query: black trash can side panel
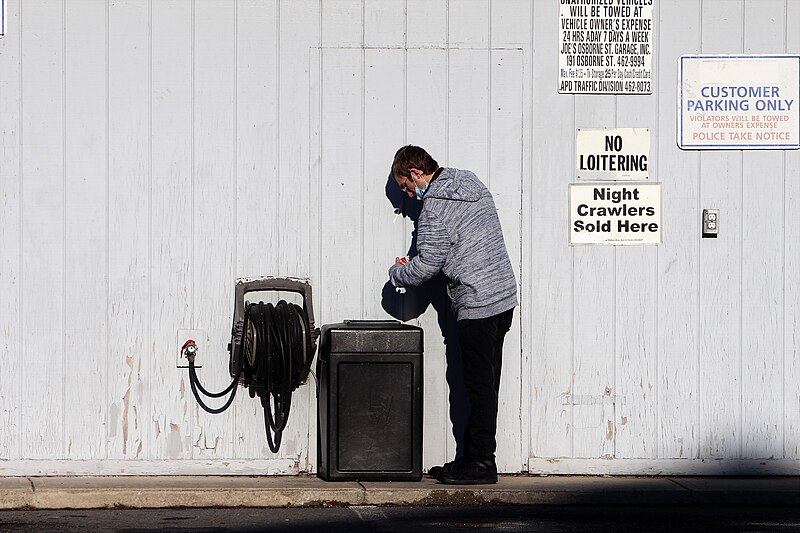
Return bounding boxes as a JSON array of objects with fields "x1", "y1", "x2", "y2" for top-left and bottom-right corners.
[
  {"x1": 316, "y1": 356, "x2": 330, "y2": 478},
  {"x1": 319, "y1": 351, "x2": 423, "y2": 481},
  {"x1": 337, "y1": 361, "x2": 414, "y2": 472}
]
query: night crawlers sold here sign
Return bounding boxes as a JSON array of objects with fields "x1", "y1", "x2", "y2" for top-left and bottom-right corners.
[{"x1": 570, "y1": 184, "x2": 661, "y2": 245}]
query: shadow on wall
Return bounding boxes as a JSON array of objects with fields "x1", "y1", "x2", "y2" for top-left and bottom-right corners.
[{"x1": 380, "y1": 172, "x2": 470, "y2": 460}]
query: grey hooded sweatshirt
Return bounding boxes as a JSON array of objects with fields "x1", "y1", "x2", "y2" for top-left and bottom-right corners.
[{"x1": 389, "y1": 167, "x2": 518, "y2": 321}]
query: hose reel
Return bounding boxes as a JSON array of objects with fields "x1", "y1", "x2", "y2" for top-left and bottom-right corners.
[{"x1": 186, "y1": 277, "x2": 319, "y2": 452}]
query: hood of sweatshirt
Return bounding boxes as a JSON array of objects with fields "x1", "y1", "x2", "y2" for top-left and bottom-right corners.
[{"x1": 425, "y1": 167, "x2": 482, "y2": 202}]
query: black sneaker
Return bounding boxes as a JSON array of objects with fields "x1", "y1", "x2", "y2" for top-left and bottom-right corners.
[
  {"x1": 438, "y1": 458, "x2": 497, "y2": 485},
  {"x1": 427, "y1": 457, "x2": 464, "y2": 480},
  {"x1": 428, "y1": 465, "x2": 444, "y2": 479}
]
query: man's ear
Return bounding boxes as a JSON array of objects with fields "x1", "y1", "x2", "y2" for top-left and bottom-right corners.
[{"x1": 408, "y1": 168, "x2": 423, "y2": 181}]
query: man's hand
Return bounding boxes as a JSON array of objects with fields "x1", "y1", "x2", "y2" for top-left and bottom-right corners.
[{"x1": 395, "y1": 256, "x2": 408, "y2": 266}]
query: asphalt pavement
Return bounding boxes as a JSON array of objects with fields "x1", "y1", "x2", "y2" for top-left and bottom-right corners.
[{"x1": 3, "y1": 504, "x2": 800, "y2": 532}]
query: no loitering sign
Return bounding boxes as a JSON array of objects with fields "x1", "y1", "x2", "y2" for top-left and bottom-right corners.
[
  {"x1": 570, "y1": 183, "x2": 661, "y2": 245},
  {"x1": 576, "y1": 127, "x2": 649, "y2": 181}
]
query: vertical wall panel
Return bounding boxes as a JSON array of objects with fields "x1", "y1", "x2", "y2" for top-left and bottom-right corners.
[
  {"x1": 572, "y1": 240, "x2": 615, "y2": 459},
  {"x1": 405, "y1": 49, "x2": 451, "y2": 469},
  {"x1": 320, "y1": 48, "x2": 363, "y2": 323},
  {"x1": 319, "y1": 0, "x2": 367, "y2": 326},
  {"x1": 0, "y1": 0, "x2": 21, "y2": 460},
  {"x1": 614, "y1": 13, "x2": 661, "y2": 459},
  {"x1": 321, "y1": 0, "x2": 362, "y2": 47},
  {"x1": 233, "y1": 0, "x2": 281, "y2": 460},
  {"x1": 489, "y1": 49, "x2": 524, "y2": 471},
  {"x1": 699, "y1": 155, "x2": 743, "y2": 459},
  {"x1": 698, "y1": 0, "x2": 744, "y2": 459},
  {"x1": 491, "y1": 0, "x2": 531, "y2": 48},
  {"x1": 278, "y1": 0, "x2": 320, "y2": 284},
  {"x1": 448, "y1": 0, "x2": 489, "y2": 48},
  {"x1": 63, "y1": 0, "x2": 107, "y2": 459},
  {"x1": 492, "y1": 0, "x2": 533, "y2": 466},
  {"x1": 364, "y1": 0, "x2": 404, "y2": 47},
  {"x1": 107, "y1": 0, "x2": 150, "y2": 460},
  {"x1": 572, "y1": 95, "x2": 616, "y2": 460},
  {"x1": 530, "y1": 0, "x2": 574, "y2": 459},
  {"x1": 235, "y1": 1, "x2": 279, "y2": 282},
  {"x1": 191, "y1": 0, "x2": 237, "y2": 458},
  {"x1": 448, "y1": 49, "x2": 489, "y2": 185},
  {"x1": 150, "y1": 0, "x2": 193, "y2": 461},
  {"x1": 406, "y1": 0, "x2": 447, "y2": 48},
  {"x1": 614, "y1": 245, "x2": 658, "y2": 458},
  {"x1": 406, "y1": 50, "x2": 448, "y2": 155},
  {"x1": 786, "y1": 0, "x2": 800, "y2": 461},
  {"x1": 363, "y1": 49, "x2": 406, "y2": 319},
  {"x1": 20, "y1": 0, "x2": 65, "y2": 458},
  {"x1": 739, "y1": 0, "x2": 785, "y2": 459},
  {"x1": 280, "y1": 0, "x2": 321, "y2": 470},
  {"x1": 656, "y1": 0, "x2": 701, "y2": 460}
]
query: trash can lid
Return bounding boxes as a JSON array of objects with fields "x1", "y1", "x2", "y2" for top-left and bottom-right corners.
[{"x1": 320, "y1": 320, "x2": 423, "y2": 354}]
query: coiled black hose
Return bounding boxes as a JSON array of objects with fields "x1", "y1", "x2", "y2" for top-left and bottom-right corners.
[{"x1": 187, "y1": 299, "x2": 313, "y2": 452}]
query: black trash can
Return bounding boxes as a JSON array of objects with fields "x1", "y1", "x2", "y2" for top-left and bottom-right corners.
[{"x1": 317, "y1": 320, "x2": 423, "y2": 481}]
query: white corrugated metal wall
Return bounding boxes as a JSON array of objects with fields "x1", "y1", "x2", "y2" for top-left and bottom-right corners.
[{"x1": 0, "y1": 0, "x2": 798, "y2": 476}]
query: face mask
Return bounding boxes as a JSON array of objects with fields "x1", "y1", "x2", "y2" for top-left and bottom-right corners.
[{"x1": 415, "y1": 182, "x2": 429, "y2": 200}]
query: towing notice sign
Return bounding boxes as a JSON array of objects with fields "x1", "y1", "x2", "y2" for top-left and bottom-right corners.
[
  {"x1": 570, "y1": 183, "x2": 661, "y2": 245},
  {"x1": 679, "y1": 55, "x2": 800, "y2": 149},
  {"x1": 559, "y1": 0, "x2": 653, "y2": 94}
]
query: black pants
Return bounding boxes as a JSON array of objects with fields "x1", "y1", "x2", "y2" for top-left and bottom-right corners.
[{"x1": 457, "y1": 308, "x2": 514, "y2": 461}]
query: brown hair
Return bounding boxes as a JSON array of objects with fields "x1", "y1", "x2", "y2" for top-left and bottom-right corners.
[{"x1": 391, "y1": 145, "x2": 439, "y2": 179}]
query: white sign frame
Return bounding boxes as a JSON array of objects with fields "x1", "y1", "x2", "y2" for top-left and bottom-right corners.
[
  {"x1": 678, "y1": 55, "x2": 800, "y2": 150},
  {"x1": 576, "y1": 128, "x2": 650, "y2": 181},
  {"x1": 569, "y1": 183, "x2": 661, "y2": 246}
]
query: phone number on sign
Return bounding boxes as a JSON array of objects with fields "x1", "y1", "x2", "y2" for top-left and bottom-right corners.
[{"x1": 623, "y1": 80, "x2": 651, "y2": 93}]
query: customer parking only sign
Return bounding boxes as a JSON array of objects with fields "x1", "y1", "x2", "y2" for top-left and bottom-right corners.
[{"x1": 679, "y1": 55, "x2": 800, "y2": 149}]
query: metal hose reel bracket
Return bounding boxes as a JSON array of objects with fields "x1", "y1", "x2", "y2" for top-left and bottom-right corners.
[
  {"x1": 228, "y1": 276, "x2": 319, "y2": 388},
  {"x1": 187, "y1": 276, "x2": 320, "y2": 453}
]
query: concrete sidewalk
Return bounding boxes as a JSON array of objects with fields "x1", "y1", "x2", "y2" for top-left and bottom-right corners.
[{"x1": 1, "y1": 475, "x2": 798, "y2": 510}]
